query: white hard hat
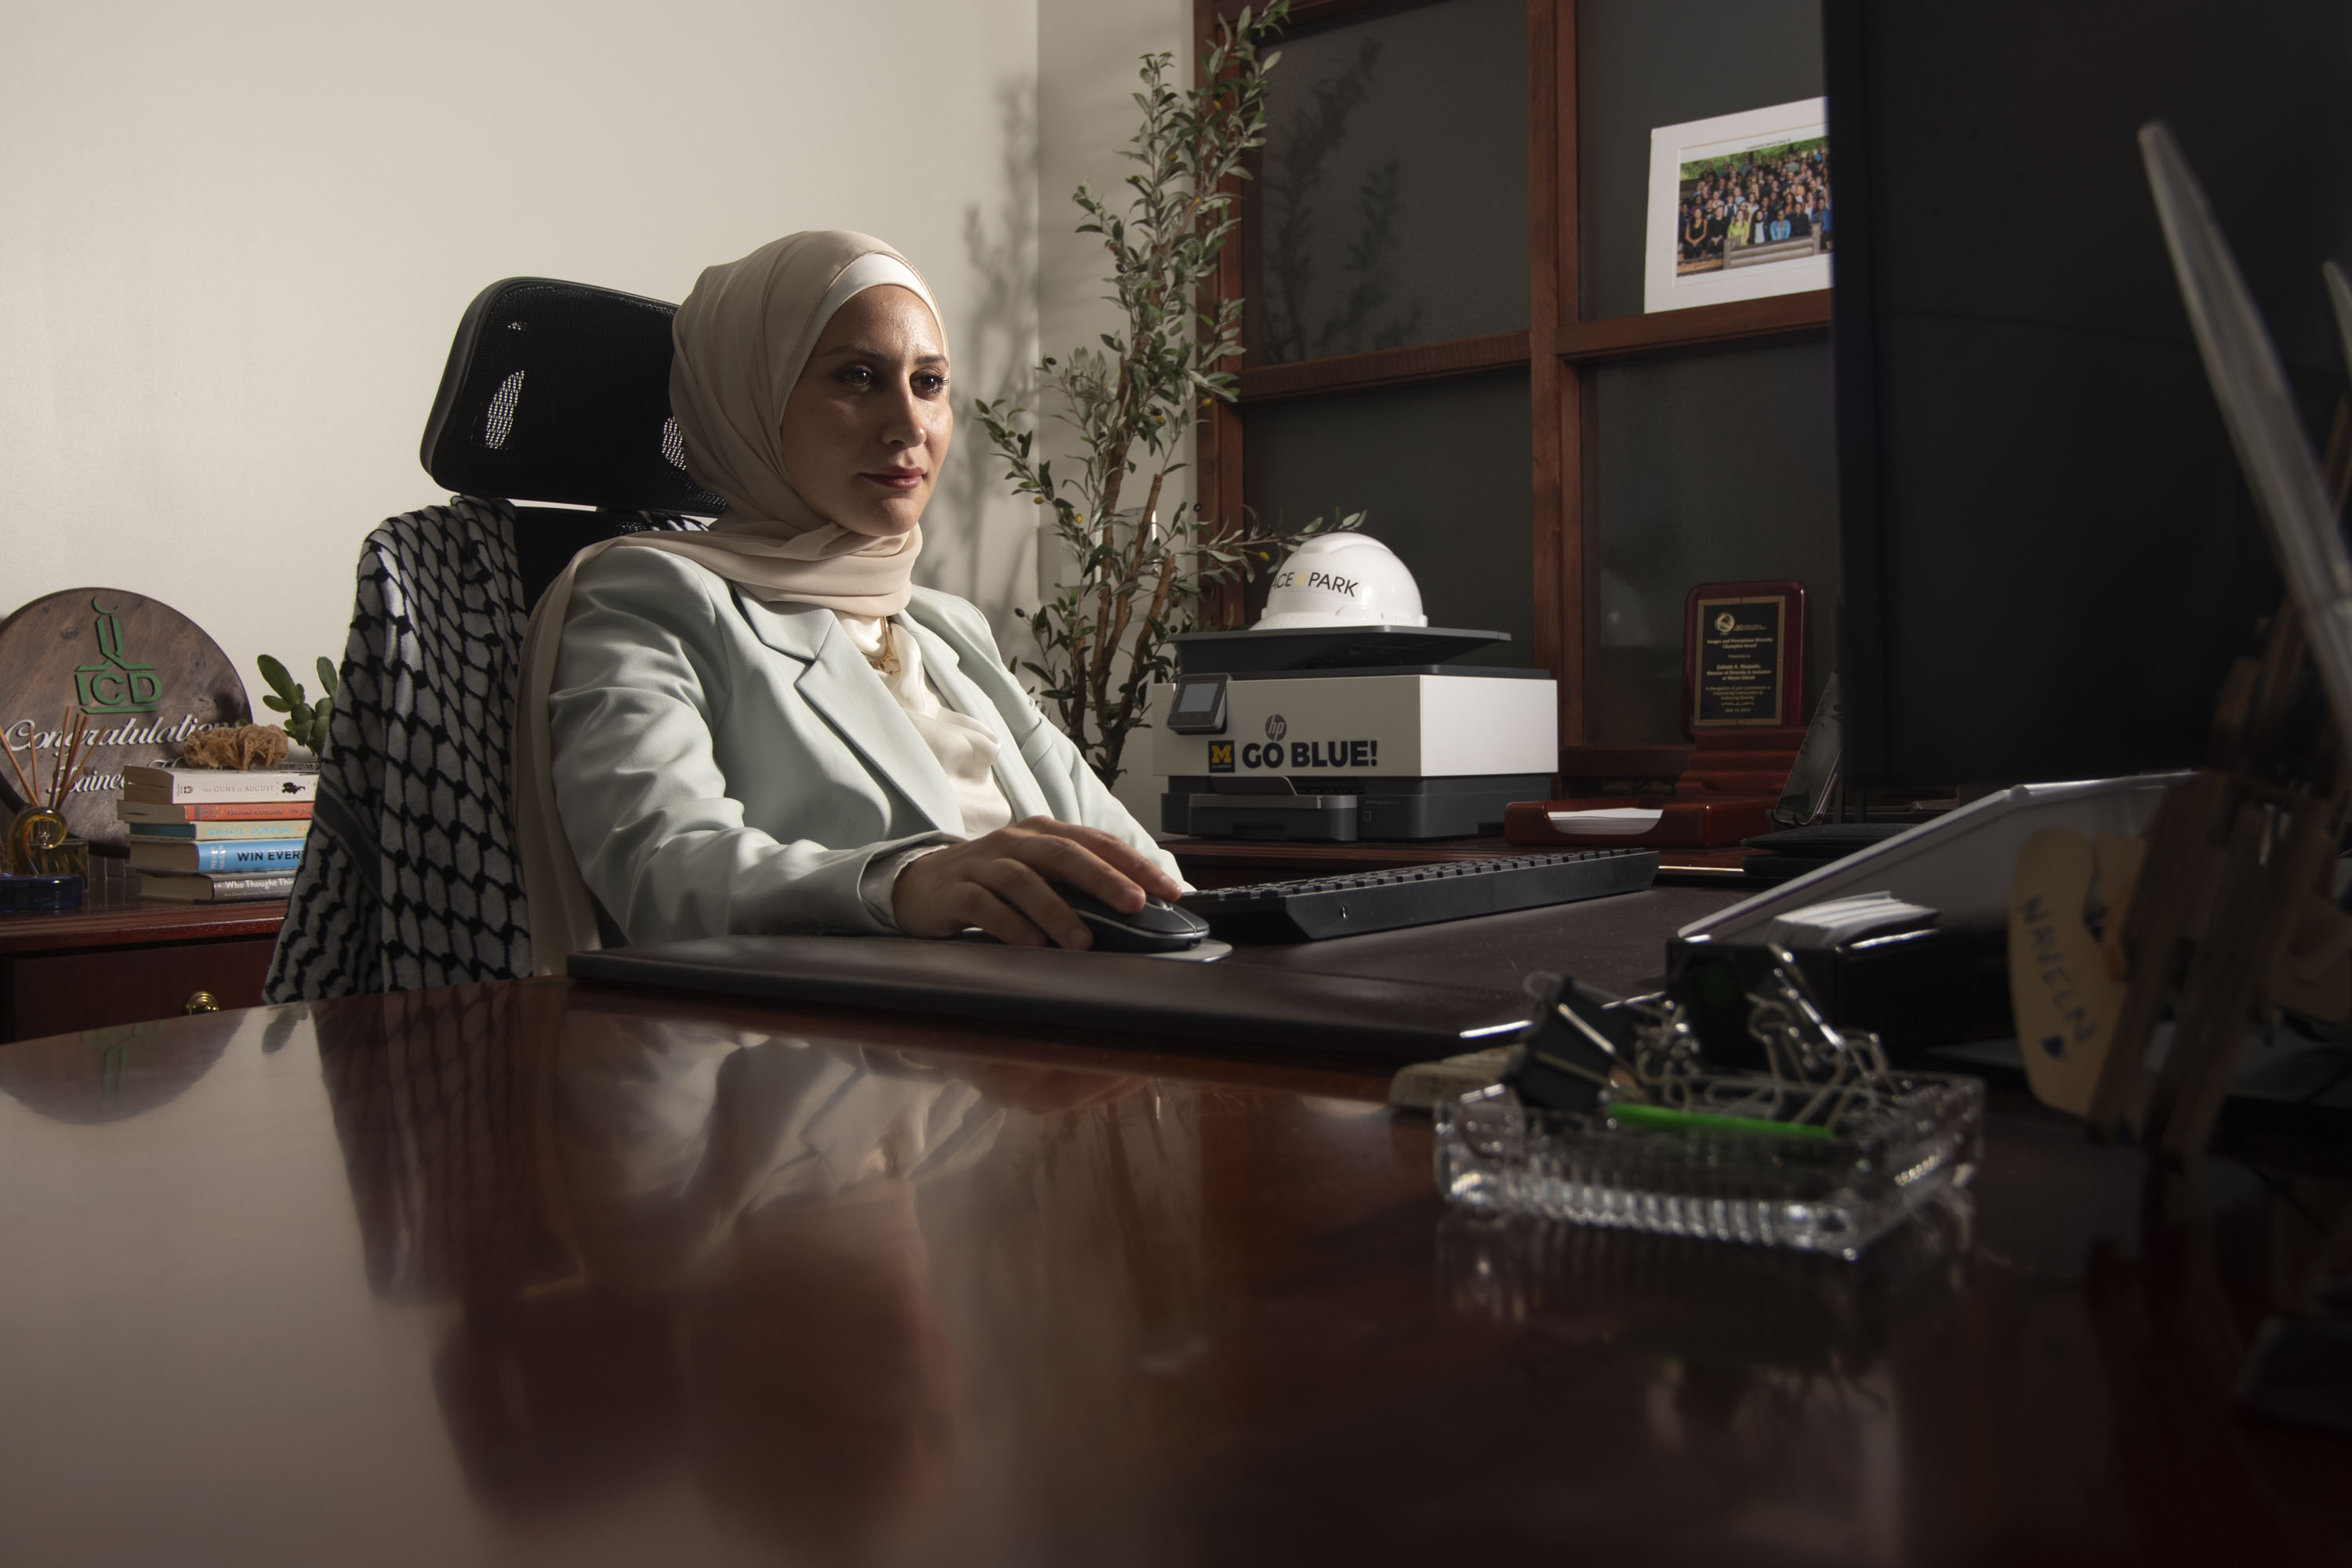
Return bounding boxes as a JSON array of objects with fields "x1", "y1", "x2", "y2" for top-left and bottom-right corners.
[{"x1": 1254, "y1": 533, "x2": 1427, "y2": 630}]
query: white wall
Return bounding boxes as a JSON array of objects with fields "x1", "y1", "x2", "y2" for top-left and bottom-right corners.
[
  {"x1": 1033, "y1": 0, "x2": 1193, "y2": 817},
  {"x1": 0, "y1": 0, "x2": 1215, "y2": 828},
  {"x1": 1036, "y1": 0, "x2": 1194, "y2": 487},
  {"x1": 0, "y1": 0, "x2": 1042, "y2": 699}
]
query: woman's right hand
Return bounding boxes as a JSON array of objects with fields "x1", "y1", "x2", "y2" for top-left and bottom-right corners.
[{"x1": 890, "y1": 816, "x2": 1185, "y2": 950}]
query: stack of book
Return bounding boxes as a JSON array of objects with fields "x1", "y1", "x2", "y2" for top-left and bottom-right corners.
[{"x1": 118, "y1": 764, "x2": 317, "y2": 902}]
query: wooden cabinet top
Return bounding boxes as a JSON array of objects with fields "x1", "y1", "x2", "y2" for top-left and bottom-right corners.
[{"x1": 0, "y1": 895, "x2": 286, "y2": 956}]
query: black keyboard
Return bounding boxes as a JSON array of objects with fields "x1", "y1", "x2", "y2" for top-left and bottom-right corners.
[{"x1": 1181, "y1": 849, "x2": 1660, "y2": 942}]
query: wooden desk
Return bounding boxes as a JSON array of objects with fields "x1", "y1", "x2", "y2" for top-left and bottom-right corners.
[
  {"x1": 0, "y1": 887, "x2": 285, "y2": 1042},
  {"x1": 0, "y1": 903, "x2": 2344, "y2": 1565}
]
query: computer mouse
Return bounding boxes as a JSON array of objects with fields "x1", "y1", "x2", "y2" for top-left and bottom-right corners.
[{"x1": 1051, "y1": 884, "x2": 1210, "y2": 953}]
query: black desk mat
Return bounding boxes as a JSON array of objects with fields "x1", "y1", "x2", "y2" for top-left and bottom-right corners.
[
  {"x1": 1214, "y1": 885, "x2": 1742, "y2": 998},
  {"x1": 568, "y1": 933, "x2": 1532, "y2": 1060}
]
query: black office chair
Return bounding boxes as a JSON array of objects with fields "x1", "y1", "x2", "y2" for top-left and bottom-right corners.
[{"x1": 266, "y1": 279, "x2": 723, "y2": 1001}]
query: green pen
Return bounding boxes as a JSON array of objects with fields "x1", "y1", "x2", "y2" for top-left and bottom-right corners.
[{"x1": 1606, "y1": 1102, "x2": 1837, "y2": 1141}]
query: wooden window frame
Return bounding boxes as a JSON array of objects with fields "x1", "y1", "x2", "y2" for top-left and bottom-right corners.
[{"x1": 1196, "y1": 0, "x2": 1831, "y2": 745}]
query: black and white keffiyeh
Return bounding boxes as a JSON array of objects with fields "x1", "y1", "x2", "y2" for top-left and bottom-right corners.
[{"x1": 265, "y1": 499, "x2": 701, "y2": 1001}]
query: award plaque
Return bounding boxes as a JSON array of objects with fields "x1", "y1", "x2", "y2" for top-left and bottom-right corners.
[
  {"x1": 1683, "y1": 580, "x2": 1806, "y2": 733},
  {"x1": 0, "y1": 589, "x2": 251, "y2": 846}
]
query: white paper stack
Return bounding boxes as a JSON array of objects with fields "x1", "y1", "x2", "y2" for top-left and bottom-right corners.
[
  {"x1": 1545, "y1": 808, "x2": 1664, "y2": 837},
  {"x1": 1762, "y1": 891, "x2": 1940, "y2": 949}
]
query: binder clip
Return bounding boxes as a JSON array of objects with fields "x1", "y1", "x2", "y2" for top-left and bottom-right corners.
[
  {"x1": 1501, "y1": 974, "x2": 1637, "y2": 1114},
  {"x1": 1508, "y1": 946, "x2": 1899, "y2": 1129}
]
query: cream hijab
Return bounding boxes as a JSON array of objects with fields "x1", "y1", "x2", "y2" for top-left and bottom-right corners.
[{"x1": 513, "y1": 230, "x2": 947, "y2": 974}]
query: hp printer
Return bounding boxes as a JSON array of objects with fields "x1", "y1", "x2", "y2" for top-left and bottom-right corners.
[{"x1": 1149, "y1": 622, "x2": 1558, "y2": 840}]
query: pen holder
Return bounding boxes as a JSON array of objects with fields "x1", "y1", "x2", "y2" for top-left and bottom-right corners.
[
  {"x1": 7, "y1": 806, "x2": 71, "y2": 876},
  {"x1": 1435, "y1": 1073, "x2": 1984, "y2": 1261}
]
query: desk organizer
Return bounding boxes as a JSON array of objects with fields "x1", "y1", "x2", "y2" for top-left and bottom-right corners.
[
  {"x1": 1436, "y1": 1072, "x2": 1983, "y2": 1261},
  {"x1": 0, "y1": 873, "x2": 85, "y2": 914}
]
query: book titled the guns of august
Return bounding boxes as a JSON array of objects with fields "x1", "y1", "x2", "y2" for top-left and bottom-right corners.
[{"x1": 119, "y1": 765, "x2": 318, "y2": 804}]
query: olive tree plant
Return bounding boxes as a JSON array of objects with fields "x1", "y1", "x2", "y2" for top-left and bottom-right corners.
[{"x1": 974, "y1": 1, "x2": 1358, "y2": 783}]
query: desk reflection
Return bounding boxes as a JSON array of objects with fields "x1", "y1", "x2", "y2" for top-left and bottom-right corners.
[
  {"x1": 4, "y1": 980, "x2": 2344, "y2": 1566},
  {"x1": 1432, "y1": 1196, "x2": 1973, "y2": 1564},
  {"x1": 318, "y1": 989, "x2": 1194, "y2": 1561},
  {"x1": 0, "y1": 1014, "x2": 233, "y2": 1122}
]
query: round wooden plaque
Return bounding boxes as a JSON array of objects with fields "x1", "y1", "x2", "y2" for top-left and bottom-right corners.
[{"x1": 0, "y1": 589, "x2": 252, "y2": 847}]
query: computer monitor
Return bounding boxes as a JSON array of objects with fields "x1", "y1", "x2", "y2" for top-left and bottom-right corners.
[{"x1": 1825, "y1": 0, "x2": 2352, "y2": 789}]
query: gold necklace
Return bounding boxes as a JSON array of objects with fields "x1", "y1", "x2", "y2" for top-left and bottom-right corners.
[{"x1": 862, "y1": 620, "x2": 902, "y2": 678}]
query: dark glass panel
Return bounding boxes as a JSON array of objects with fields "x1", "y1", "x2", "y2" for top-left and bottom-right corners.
[
  {"x1": 1251, "y1": 0, "x2": 1527, "y2": 364},
  {"x1": 1241, "y1": 373, "x2": 1534, "y2": 664},
  {"x1": 1588, "y1": 338, "x2": 1837, "y2": 742},
  {"x1": 1578, "y1": 0, "x2": 1824, "y2": 321}
]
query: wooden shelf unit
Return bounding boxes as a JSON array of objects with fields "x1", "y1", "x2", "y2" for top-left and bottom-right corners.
[{"x1": 1197, "y1": 0, "x2": 1833, "y2": 746}]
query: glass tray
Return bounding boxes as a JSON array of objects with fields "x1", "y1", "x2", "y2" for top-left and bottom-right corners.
[{"x1": 1435, "y1": 1073, "x2": 1984, "y2": 1261}]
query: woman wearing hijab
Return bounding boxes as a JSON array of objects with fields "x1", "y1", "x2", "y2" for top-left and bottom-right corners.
[{"x1": 513, "y1": 230, "x2": 1184, "y2": 975}]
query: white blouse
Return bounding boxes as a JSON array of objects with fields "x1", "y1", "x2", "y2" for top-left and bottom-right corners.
[
  {"x1": 833, "y1": 611, "x2": 1014, "y2": 839},
  {"x1": 835, "y1": 610, "x2": 1014, "y2": 929}
]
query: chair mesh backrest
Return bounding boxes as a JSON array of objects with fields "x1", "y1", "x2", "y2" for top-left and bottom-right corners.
[{"x1": 419, "y1": 278, "x2": 724, "y2": 516}]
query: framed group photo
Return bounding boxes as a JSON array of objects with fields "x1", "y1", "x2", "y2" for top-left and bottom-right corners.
[{"x1": 1644, "y1": 97, "x2": 1832, "y2": 314}]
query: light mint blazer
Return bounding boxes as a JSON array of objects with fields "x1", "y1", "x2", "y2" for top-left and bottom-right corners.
[{"x1": 546, "y1": 546, "x2": 1178, "y2": 946}]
